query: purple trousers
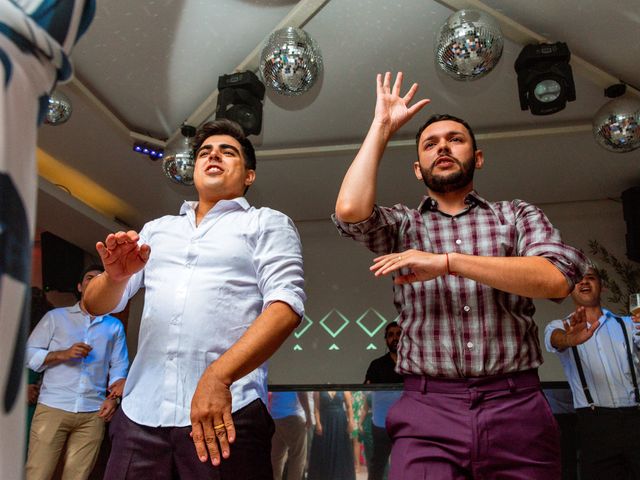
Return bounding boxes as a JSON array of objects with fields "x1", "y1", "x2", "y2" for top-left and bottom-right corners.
[{"x1": 387, "y1": 369, "x2": 560, "y2": 480}]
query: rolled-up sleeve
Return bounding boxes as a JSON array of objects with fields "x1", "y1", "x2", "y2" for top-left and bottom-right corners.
[
  {"x1": 26, "y1": 312, "x2": 55, "y2": 372},
  {"x1": 514, "y1": 201, "x2": 589, "y2": 291},
  {"x1": 254, "y1": 211, "x2": 306, "y2": 317},
  {"x1": 331, "y1": 205, "x2": 403, "y2": 255},
  {"x1": 544, "y1": 319, "x2": 566, "y2": 353},
  {"x1": 107, "y1": 321, "x2": 129, "y2": 383}
]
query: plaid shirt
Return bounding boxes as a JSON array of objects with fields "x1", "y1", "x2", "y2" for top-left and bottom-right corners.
[{"x1": 334, "y1": 191, "x2": 587, "y2": 378}]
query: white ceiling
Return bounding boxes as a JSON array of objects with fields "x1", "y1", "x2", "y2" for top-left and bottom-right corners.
[{"x1": 35, "y1": 0, "x2": 640, "y2": 253}]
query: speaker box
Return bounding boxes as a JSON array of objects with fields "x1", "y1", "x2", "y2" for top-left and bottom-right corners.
[
  {"x1": 621, "y1": 187, "x2": 640, "y2": 262},
  {"x1": 41, "y1": 232, "x2": 84, "y2": 292}
]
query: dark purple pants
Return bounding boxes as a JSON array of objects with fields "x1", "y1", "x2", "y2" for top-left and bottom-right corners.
[
  {"x1": 387, "y1": 369, "x2": 560, "y2": 480},
  {"x1": 104, "y1": 398, "x2": 275, "y2": 480}
]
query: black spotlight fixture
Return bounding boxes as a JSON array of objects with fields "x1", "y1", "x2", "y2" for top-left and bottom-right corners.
[
  {"x1": 514, "y1": 42, "x2": 576, "y2": 115},
  {"x1": 216, "y1": 71, "x2": 265, "y2": 136}
]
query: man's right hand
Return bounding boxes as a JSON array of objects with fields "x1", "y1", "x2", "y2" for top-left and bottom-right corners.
[
  {"x1": 96, "y1": 230, "x2": 150, "y2": 282},
  {"x1": 373, "y1": 71, "x2": 430, "y2": 139},
  {"x1": 562, "y1": 307, "x2": 599, "y2": 348},
  {"x1": 64, "y1": 342, "x2": 92, "y2": 360}
]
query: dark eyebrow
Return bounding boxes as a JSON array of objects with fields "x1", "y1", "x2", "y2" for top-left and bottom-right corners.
[
  {"x1": 422, "y1": 130, "x2": 467, "y2": 146},
  {"x1": 196, "y1": 143, "x2": 241, "y2": 157}
]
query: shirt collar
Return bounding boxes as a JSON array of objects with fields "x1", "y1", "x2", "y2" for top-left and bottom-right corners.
[
  {"x1": 418, "y1": 190, "x2": 488, "y2": 213},
  {"x1": 180, "y1": 197, "x2": 250, "y2": 216}
]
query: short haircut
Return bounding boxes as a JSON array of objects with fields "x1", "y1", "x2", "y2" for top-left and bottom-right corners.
[
  {"x1": 79, "y1": 264, "x2": 104, "y2": 283},
  {"x1": 385, "y1": 321, "x2": 400, "y2": 337},
  {"x1": 415, "y1": 114, "x2": 478, "y2": 153},
  {"x1": 192, "y1": 119, "x2": 257, "y2": 171}
]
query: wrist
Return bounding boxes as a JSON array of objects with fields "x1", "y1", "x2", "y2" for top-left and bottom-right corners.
[{"x1": 444, "y1": 252, "x2": 458, "y2": 276}]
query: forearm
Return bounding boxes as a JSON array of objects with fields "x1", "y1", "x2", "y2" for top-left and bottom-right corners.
[
  {"x1": 550, "y1": 329, "x2": 571, "y2": 352},
  {"x1": 83, "y1": 271, "x2": 129, "y2": 315},
  {"x1": 449, "y1": 253, "x2": 571, "y2": 299},
  {"x1": 204, "y1": 301, "x2": 301, "y2": 386},
  {"x1": 43, "y1": 350, "x2": 68, "y2": 367},
  {"x1": 335, "y1": 122, "x2": 390, "y2": 223}
]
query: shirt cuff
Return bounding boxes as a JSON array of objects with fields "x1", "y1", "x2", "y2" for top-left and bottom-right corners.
[
  {"x1": 27, "y1": 349, "x2": 49, "y2": 372},
  {"x1": 263, "y1": 290, "x2": 305, "y2": 318},
  {"x1": 331, "y1": 210, "x2": 381, "y2": 237}
]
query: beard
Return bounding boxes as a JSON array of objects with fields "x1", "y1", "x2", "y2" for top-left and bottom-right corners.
[
  {"x1": 420, "y1": 154, "x2": 476, "y2": 193},
  {"x1": 387, "y1": 340, "x2": 398, "y2": 354}
]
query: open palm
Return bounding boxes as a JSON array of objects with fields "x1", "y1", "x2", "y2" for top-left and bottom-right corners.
[{"x1": 374, "y1": 72, "x2": 430, "y2": 136}]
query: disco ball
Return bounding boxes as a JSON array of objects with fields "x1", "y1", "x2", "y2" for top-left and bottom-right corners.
[
  {"x1": 592, "y1": 96, "x2": 640, "y2": 153},
  {"x1": 259, "y1": 27, "x2": 323, "y2": 96},
  {"x1": 44, "y1": 90, "x2": 72, "y2": 125},
  {"x1": 435, "y1": 9, "x2": 504, "y2": 81}
]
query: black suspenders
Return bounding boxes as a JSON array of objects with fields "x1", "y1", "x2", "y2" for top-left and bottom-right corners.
[{"x1": 570, "y1": 315, "x2": 640, "y2": 409}]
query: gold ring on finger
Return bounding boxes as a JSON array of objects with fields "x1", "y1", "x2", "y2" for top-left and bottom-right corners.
[{"x1": 214, "y1": 424, "x2": 225, "y2": 430}]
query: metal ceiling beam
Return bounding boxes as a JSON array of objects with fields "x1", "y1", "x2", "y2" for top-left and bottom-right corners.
[
  {"x1": 434, "y1": 0, "x2": 640, "y2": 97},
  {"x1": 256, "y1": 123, "x2": 593, "y2": 160}
]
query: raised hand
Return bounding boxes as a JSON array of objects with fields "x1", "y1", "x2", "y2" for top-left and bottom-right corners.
[
  {"x1": 373, "y1": 72, "x2": 430, "y2": 137},
  {"x1": 563, "y1": 307, "x2": 599, "y2": 347},
  {"x1": 96, "y1": 230, "x2": 150, "y2": 282},
  {"x1": 370, "y1": 249, "x2": 447, "y2": 284}
]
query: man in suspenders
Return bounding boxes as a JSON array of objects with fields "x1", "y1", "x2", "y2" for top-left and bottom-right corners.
[{"x1": 545, "y1": 266, "x2": 640, "y2": 480}]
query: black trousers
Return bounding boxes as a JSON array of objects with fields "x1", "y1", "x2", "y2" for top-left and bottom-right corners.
[
  {"x1": 368, "y1": 424, "x2": 391, "y2": 480},
  {"x1": 577, "y1": 407, "x2": 640, "y2": 480},
  {"x1": 104, "y1": 399, "x2": 275, "y2": 480}
]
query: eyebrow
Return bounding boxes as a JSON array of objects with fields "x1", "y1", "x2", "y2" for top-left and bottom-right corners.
[
  {"x1": 422, "y1": 130, "x2": 467, "y2": 145},
  {"x1": 196, "y1": 143, "x2": 241, "y2": 157}
]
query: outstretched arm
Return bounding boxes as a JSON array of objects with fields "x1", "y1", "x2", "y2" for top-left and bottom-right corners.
[
  {"x1": 371, "y1": 250, "x2": 571, "y2": 299},
  {"x1": 335, "y1": 72, "x2": 430, "y2": 223},
  {"x1": 83, "y1": 230, "x2": 150, "y2": 315},
  {"x1": 550, "y1": 307, "x2": 600, "y2": 351}
]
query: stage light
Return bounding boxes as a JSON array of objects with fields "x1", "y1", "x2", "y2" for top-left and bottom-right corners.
[
  {"x1": 514, "y1": 42, "x2": 576, "y2": 115},
  {"x1": 216, "y1": 71, "x2": 265, "y2": 136},
  {"x1": 132, "y1": 143, "x2": 164, "y2": 161}
]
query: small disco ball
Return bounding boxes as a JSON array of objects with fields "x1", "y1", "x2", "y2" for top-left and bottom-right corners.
[
  {"x1": 44, "y1": 90, "x2": 72, "y2": 125},
  {"x1": 435, "y1": 9, "x2": 504, "y2": 81},
  {"x1": 162, "y1": 150, "x2": 194, "y2": 185},
  {"x1": 592, "y1": 96, "x2": 640, "y2": 153},
  {"x1": 259, "y1": 27, "x2": 323, "y2": 96}
]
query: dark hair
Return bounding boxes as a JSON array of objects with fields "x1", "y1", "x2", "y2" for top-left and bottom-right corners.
[
  {"x1": 415, "y1": 114, "x2": 478, "y2": 153},
  {"x1": 79, "y1": 264, "x2": 104, "y2": 283},
  {"x1": 192, "y1": 119, "x2": 256, "y2": 171},
  {"x1": 385, "y1": 321, "x2": 400, "y2": 337}
]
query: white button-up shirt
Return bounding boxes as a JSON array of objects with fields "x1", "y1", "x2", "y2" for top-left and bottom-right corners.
[
  {"x1": 26, "y1": 303, "x2": 129, "y2": 412},
  {"x1": 116, "y1": 198, "x2": 305, "y2": 427},
  {"x1": 545, "y1": 308, "x2": 640, "y2": 408}
]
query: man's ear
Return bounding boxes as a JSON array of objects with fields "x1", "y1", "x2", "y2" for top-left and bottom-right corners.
[
  {"x1": 413, "y1": 161, "x2": 423, "y2": 181},
  {"x1": 245, "y1": 169, "x2": 256, "y2": 187},
  {"x1": 474, "y1": 149, "x2": 484, "y2": 170}
]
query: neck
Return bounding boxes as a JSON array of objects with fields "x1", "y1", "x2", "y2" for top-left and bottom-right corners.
[
  {"x1": 195, "y1": 199, "x2": 216, "y2": 225},
  {"x1": 580, "y1": 304, "x2": 603, "y2": 322},
  {"x1": 427, "y1": 184, "x2": 473, "y2": 216},
  {"x1": 390, "y1": 351, "x2": 397, "y2": 364},
  {"x1": 79, "y1": 300, "x2": 95, "y2": 320}
]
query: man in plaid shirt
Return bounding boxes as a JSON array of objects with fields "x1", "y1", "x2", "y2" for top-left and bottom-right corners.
[{"x1": 334, "y1": 72, "x2": 587, "y2": 479}]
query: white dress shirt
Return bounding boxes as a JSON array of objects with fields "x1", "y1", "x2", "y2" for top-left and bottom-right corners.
[
  {"x1": 115, "y1": 197, "x2": 305, "y2": 427},
  {"x1": 545, "y1": 308, "x2": 640, "y2": 409},
  {"x1": 26, "y1": 303, "x2": 129, "y2": 412}
]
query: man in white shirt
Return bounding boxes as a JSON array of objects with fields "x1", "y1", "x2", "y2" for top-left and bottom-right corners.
[
  {"x1": 25, "y1": 265, "x2": 129, "y2": 480},
  {"x1": 84, "y1": 119, "x2": 306, "y2": 479},
  {"x1": 544, "y1": 266, "x2": 640, "y2": 479}
]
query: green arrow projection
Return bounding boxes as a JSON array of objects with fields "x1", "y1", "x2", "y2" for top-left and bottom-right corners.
[
  {"x1": 319, "y1": 309, "x2": 349, "y2": 338},
  {"x1": 355, "y1": 308, "x2": 388, "y2": 337},
  {"x1": 328, "y1": 344, "x2": 340, "y2": 350},
  {"x1": 293, "y1": 315, "x2": 313, "y2": 339}
]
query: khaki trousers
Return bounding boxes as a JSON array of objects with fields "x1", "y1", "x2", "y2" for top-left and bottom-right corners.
[
  {"x1": 271, "y1": 415, "x2": 307, "y2": 480},
  {"x1": 26, "y1": 403, "x2": 105, "y2": 480}
]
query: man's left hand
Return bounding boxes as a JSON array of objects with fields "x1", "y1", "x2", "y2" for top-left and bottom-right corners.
[
  {"x1": 190, "y1": 368, "x2": 235, "y2": 466},
  {"x1": 371, "y1": 250, "x2": 447, "y2": 283},
  {"x1": 97, "y1": 398, "x2": 118, "y2": 422},
  {"x1": 107, "y1": 378, "x2": 126, "y2": 399}
]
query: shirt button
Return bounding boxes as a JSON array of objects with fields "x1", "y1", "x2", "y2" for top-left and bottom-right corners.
[
  {"x1": 455, "y1": 239, "x2": 462, "y2": 245},
  {"x1": 467, "y1": 342, "x2": 474, "y2": 349},
  {"x1": 464, "y1": 305, "x2": 471, "y2": 312},
  {"x1": 168, "y1": 353, "x2": 175, "y2": 360}
]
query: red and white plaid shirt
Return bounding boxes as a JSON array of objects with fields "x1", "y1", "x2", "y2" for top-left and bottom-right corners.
[{"x1": 334, "y1": 191, "x2": 587, "y2": 378}]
